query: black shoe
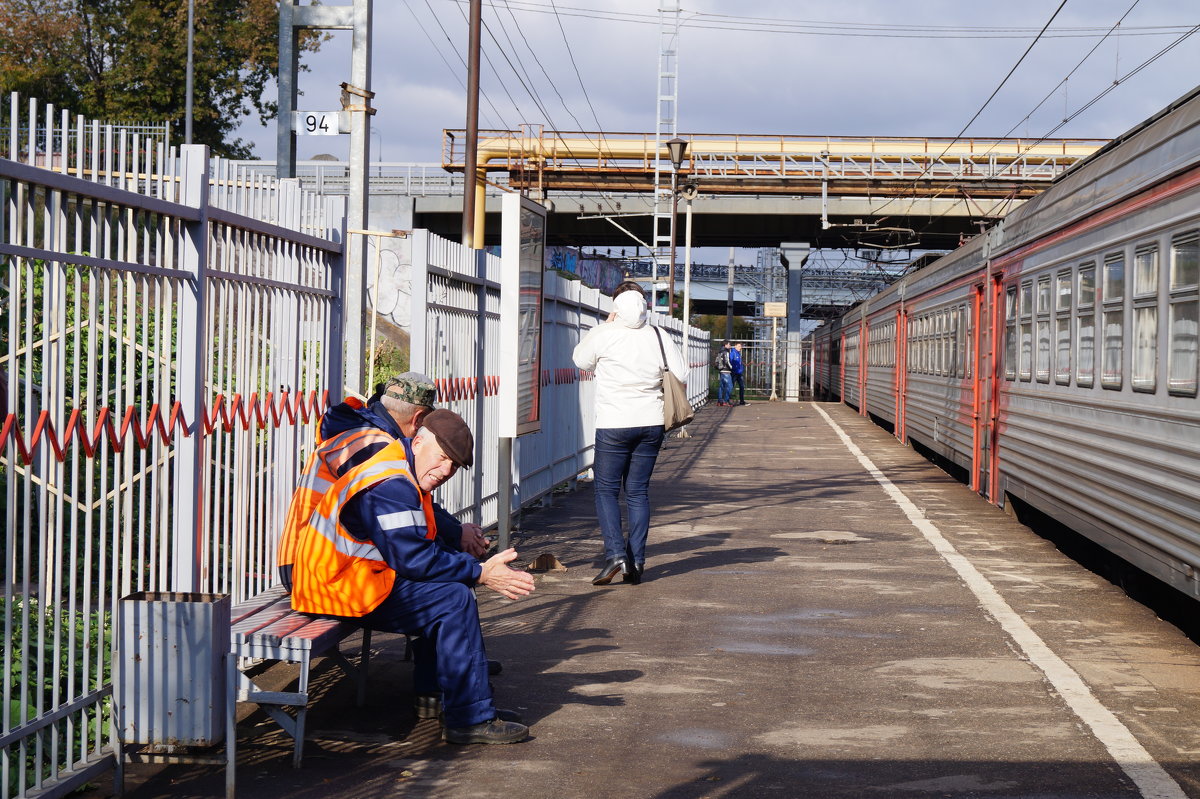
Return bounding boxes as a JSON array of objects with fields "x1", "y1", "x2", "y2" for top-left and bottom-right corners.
[
  {"x1": 444, "y1": 717, "x2": 530, "y2": 744},
  {"x1": 415, "y1": 695, "x2": 522, "y2": 723},
  {"x1": 621, "y1": 563, "x2": 644, "y2": 585},
  {"x1": 487, "y1": 659, "x2": 503, "y2": 676},
  {"x1": 592, "y1": 557, "x2": 628, "y2": 586}
]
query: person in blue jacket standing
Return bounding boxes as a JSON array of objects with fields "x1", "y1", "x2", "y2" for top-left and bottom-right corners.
[
  {"x1": 715, "y1": 341, "x2": 733, "y2": 406},
  {"x1": 730, "y1": 342, "x2": 746, "y2": 405}
]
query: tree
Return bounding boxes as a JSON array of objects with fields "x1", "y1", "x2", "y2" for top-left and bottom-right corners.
[{"x1": 0, "y1": 0, "x2": 323, "y2": 159}]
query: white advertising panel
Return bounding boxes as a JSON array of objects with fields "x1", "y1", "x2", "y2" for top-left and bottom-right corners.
[{"x1": 499, "y1": 193, "x2": 546, "y2": 437}]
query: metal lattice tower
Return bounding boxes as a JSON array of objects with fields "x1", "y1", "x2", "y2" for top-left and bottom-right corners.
[{"x1": 651, "y1": 0, "x2": 681, "y2": 308}]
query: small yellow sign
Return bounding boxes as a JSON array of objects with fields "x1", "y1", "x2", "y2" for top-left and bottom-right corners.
[{"x1": 763, "y1": 301, "x2": 787, "y2": 317}]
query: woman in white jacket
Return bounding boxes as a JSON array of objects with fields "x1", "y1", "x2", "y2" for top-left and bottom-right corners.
[{"x1": 572, "y1": 282, "x2": 687, "y2": 586}]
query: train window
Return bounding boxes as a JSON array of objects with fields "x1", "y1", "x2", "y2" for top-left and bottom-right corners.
[
  {"x1": 1020, "y1": 280, "x2": 1033, "y2": 381},
  {"x1": 1168, "y1": 300, "x2": 1198, "y2": 395},
  {"x1": 1103, "y1": 253, "x2": 1125, "y2": 302},
  {"x1": 1077, "y1": 314, "x2": 1095, "y2": 387},
  {"x1": 1102, "y1": 309, "x2": 1124, "y2": 389},
  {"x1": 1171, "y1": 232, "x2": 1198, "y2": 290},
  {"x1": 1005, "y1": 287, "x2": 1017, "y2": 380},
  {"x1": 1056, "y1": 271, "x2": 1072, "y2": 311},
  {"x1": 964, "y1": 304, "x2": 973, "y2": 380},
  {"x1": 1132, "y1": 306, "x2": 1157, "y2": 392},
  {"x1": 1168, "y1": 232, "x2": 1199, "y2": 395},
  {"x1": 1037, "y1": 276, "x2": 1052, "y2": 315},
  {"x1": 1101, "y1": 257, "x2": 1124, "y2": 390},
  {"x1": 1036, "y1": 276, "x2": 1051, "y2": 382},
  {"x1": 1055, "y1": 270, "x2": 1073, "y2": 385},
  {"x1": 1134, "y1": 246, "x2": 1159, "y2": 296},
  {"x1": 1078, "y1": 264, "x2": 1096, "y2": 307}
]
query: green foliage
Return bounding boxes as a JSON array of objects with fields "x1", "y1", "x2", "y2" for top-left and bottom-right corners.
[
  {"x1": 2, "y1": 595, "x2": 112, "y2": 797},
  {"x1": 0, "y1": 0, "x2": 324, "y2": 158},
  {"x1": 370, "y1": 339, "x2": 410, "y2": 392},
  {"x1": 689, "y1": 312, "x2": 753, "y2": 342}
]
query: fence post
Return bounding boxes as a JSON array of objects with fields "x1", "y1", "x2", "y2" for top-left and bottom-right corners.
[
  {"x1": 409, "y1": 229, "x2": 429, "y2": 374},
  {"x1": 326, "y1": 194, "x2": 348, "y2": 401},
  {"x1": 174, "y1": 144, "x2": 210, "y2": 592}
]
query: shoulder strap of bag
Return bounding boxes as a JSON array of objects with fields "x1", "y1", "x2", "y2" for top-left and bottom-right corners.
[{"x1": 652, "y1": 326, "x2": 668, "y2": 370}]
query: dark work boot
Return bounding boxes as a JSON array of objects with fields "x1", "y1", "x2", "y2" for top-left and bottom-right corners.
[
  {"x1": 414, "y1": 694, "x2": 522, "y2": 723},
  {"x1": 444, "y1": 717, "x2": 530, "y2": 744}
]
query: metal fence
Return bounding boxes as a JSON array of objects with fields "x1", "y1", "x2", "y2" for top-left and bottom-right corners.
[
  {"x1": 409, "y1": 229, "x2": 710, "y2": 529},
  {"x1": 716, "y1": 337, "x2": 811, "y2": 401},
  {"x1": 1, "y1": 95, "x2": 344, "y2": 799},
  {"x1": 2, "y1": 92, "x2": 709, "y2": 799}
]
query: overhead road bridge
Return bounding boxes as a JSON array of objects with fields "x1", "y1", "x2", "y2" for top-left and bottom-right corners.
[
  {"x1": 442, "y1": 129, "x2": 1105, "y2": 198},
  {"x1": 243, "y1": 127, "x2": 1105, "y2": 250}
]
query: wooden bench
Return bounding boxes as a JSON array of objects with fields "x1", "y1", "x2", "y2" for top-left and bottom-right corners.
[{"x1": 224, "y1": 584, "x2": 371, "y2": 799}]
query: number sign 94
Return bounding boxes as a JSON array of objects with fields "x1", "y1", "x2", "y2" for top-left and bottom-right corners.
[{"x1": 293, "y1": 111, "x2": 344, "y2": 136}]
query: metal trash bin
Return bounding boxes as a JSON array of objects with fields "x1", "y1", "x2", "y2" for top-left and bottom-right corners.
[{"x1": 117, "y1": 592, "x2": 231, "y2": 747}]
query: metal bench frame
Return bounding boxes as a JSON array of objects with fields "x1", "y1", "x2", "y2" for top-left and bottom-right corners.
[{"x1": 225, "y1": 584, "x2": 371, "y2": 798}]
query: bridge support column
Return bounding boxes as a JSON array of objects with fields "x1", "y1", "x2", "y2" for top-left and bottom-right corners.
[{"x1": 780, "y1": 242, "x2": 810, "y2": 403}]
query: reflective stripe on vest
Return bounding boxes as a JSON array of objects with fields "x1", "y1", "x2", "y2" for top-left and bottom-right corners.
[{"x1": 290, "y1": 440, "x2": 436, "y2": 617}]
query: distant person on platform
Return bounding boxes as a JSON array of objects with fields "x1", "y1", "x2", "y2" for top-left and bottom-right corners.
[
  {"x1": 715, "y1": 341, "x2": 734, "y2": 406},
  {"x1": 730, "y1": 342, "x2": 746, "y2": 405},
  {"x1": 572, "y1": 281, "x2": 687, "y2": 586},
  {"x1": 290, "y1": 408, "x2": 536, "y2": 744}
]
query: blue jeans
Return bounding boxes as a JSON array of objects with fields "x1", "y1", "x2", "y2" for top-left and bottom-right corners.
[
  {"x1": 718, "y1": 372, "x2": 733, "y2": 404},
  {"x1": 593, "y1": 426, "x2": 665, "y2": 566},
  {"x1": 733, "y1": 373, "x2": 745, "y2": 403}
]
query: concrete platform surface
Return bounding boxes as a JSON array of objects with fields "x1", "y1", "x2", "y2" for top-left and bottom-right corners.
[{"x1": 106, "y1": 401, "x2": 1200, "y2": 799}]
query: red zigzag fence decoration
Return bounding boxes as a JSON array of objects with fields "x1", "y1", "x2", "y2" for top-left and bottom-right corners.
[
  {"x1": 2, "y1": 370, "x2": 596, "y2": 466},
  {"x1": 0, "y1": 390, "x2": 331, "y2": 466}
]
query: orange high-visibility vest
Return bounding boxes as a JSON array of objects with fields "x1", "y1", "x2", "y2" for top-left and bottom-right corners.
[
  {"x1": 277, "y1": 400, "x2": 394, "y2": 589},
  {"x1": 290, "y1": 440, "x2": 437, "y2": 617}
]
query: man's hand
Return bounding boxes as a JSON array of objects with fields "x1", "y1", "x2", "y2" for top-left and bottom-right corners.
[
  {"x1": 460, "y1": 523, "x2": 490, "y2": 558},
  {"x1": 477, "y1": 548, "x2": 536, "y2": 600}
]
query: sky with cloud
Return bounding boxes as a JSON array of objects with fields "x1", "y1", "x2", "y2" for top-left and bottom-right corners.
[{"x1": 241, "y1": 1, "x2": 1200, "y2": 163}]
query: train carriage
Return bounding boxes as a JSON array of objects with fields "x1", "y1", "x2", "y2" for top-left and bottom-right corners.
[{"x1": 812, "y1": 86, "x2": 1200, "y2": 601}]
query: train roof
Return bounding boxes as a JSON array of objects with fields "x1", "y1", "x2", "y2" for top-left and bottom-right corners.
[{"x1": 813, "y1": 81, "x2": 1200, "y2": 337}]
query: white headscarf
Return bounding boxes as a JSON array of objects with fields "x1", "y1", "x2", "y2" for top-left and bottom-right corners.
[{"x1": 613, "y1": 290, "x2": 648, "y2": 329}]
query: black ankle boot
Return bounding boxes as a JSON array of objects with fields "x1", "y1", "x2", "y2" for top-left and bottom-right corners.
[{"x1": 592, "y1": 557, "x2": 628, "y2": 586}]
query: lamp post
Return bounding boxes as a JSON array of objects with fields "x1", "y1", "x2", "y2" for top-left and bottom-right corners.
[{"x1": 666, "y1": 137, "x2": 688, "y2": 314}]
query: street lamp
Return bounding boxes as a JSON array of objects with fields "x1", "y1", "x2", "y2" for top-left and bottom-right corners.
[{"x1": 666, "y1": 137, "x2": 688, "y2": 314}]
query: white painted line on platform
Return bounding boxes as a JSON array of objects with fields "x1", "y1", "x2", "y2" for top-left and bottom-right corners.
[{"x1": 813, "y1": 404, "x2": 1187, "y2": 799}]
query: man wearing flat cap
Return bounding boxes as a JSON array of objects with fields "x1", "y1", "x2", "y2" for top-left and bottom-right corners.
[{"x1": 290, "y1": 408, "x2": 536, "y2": 744}]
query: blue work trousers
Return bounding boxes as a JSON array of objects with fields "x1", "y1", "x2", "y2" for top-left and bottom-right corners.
[
  {"x1": 593, "y1": 425, "x2": 665, "y2": 567},
  {"x1": 717, "y1": 372, "x2": 733, "y2": 404},
  {"x1": 361, "y1": 580, "x2": 493, "y2": 728}
]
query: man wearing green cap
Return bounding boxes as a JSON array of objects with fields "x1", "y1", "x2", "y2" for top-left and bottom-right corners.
[{"x1": 280, "y1": 373, "x2": 490, "y2": 574}]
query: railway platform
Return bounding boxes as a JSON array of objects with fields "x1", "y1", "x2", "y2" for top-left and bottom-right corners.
[{"x1": 107, "y1": 401, "x2": 1200, "y2": 799}]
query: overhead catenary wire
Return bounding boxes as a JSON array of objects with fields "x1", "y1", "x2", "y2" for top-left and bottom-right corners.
[{"x1": 448, "y1": 0, "x2": 1194, "y2": 40}]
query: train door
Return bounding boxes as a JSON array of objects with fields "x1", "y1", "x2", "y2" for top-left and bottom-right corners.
[
  {"x1": 895, "y1": 308, "x2": 908, "y2": 443},
  {"x1": 838, "y1": 332, "x2": 846, "y2": 403},
  {"x1": 859, "y1": 318, "x2": 869, "y2": 416},
  {"x1": 970, "y1": 284, "x2": 985, "y2": 494},
  {"x1": 971, "y1": 274, "x2": 1005, "y2": 499}
]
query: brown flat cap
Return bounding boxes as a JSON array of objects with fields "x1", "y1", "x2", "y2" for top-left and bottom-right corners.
[
  {"x1": 383, "y1": 372, "x2": 437, "y2": 407},
  {"x1": 419, "y1": 408, "x2": 474, "y2": 468}
]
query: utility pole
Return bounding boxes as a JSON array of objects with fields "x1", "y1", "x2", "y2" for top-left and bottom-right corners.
[
  {"x1": 462, "y1": 0, "x2": 482, "y2": 247},
  {"x1": 185, "y1": 0, "x2": 194, "y2": 144},
  {"x1": 725, "y1": 246, "x2": 735, "y2": 341}
]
